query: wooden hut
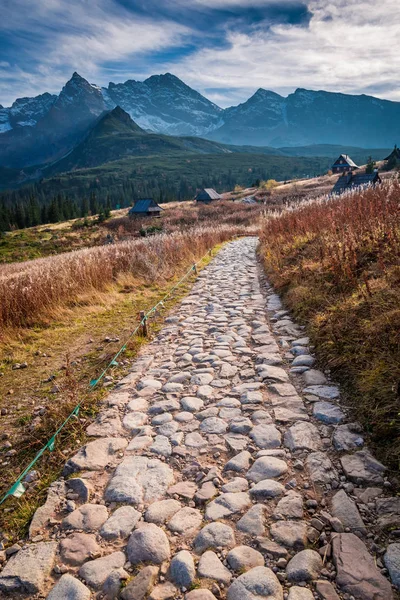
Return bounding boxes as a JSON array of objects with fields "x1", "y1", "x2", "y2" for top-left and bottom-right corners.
[
  {"x1": 194, "y1": 188, "x2": 222, "y2": 203},
  {"x1": 129, "y1": 198, "x2": 163, "y2": 217},
  {"x1": 331, "y1": 154, "x2": 359, "y2": 173}
]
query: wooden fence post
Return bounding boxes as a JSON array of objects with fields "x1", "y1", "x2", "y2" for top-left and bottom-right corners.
[{"x1": 140, "y1": 311, "x2": 148, "y2": 337}]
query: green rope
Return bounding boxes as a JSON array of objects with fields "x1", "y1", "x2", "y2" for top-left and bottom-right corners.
[{"x1": 0, "y1": 249, "x2": 213, "y2": 505}]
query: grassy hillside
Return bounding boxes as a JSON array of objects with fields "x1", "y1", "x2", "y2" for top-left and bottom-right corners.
[
  {"x1": 19, "y1": 153, "x2": 332, "y2": 203},
  {"x1": 259, "y1": 180, "x2": 400, "y2": 470}
]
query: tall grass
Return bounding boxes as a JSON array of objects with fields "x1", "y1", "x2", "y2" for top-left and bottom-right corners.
[
  {"x1": 0, "y1": 224, "x2": 256, "y2": 330},
  {"x1": 260, "y1": 179, "x2": 400, "y2": 469}
]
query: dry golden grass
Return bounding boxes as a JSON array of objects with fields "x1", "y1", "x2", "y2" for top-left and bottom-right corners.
[
  {"x1": 0, "y1": 223, "x2": 257, "y2": 330},
  {"x1": 259, "y1": 179, "x2": 400, "y2": 470}
]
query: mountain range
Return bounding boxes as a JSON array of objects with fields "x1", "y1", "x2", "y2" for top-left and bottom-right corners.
[{"x1": 1, "y1": 71, "x2": 399, "y2": 172}]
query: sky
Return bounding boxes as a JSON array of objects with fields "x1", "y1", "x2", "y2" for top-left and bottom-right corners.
[{"x1": 1, "y1": 0, "x2": 400, "y2": 108}]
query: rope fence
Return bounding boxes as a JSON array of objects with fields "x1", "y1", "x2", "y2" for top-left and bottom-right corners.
[{"x1": 0, "y1": 247, "x2": 214, "y2": 505}]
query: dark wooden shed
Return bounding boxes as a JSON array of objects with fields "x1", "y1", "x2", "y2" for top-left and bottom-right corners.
[
  {"x1": 129, "y1": 198, "x2": 163, "y2": 217},
  {"x1": 331, "y1": 170, "x2": 381, "y2": 196},
  {"x1": 194, "y1": 188, "x2": 222, "y2": 203}
]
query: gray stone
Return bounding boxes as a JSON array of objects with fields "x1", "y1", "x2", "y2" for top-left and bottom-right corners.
[
  {"x1": 29, "y1": 480, "x2": 67, "y2": 537},
  {"x1": 175, "y1": 411, "x2": 194, "y2": 423},
  {"x1": 287, "y1": 588, "x2": 314, "y2": 600},
  {"x1": 313, "y1": 402, "x2": 344, "y2": 424},
  {"x1": 314, "y1": 580, "x2": 340, "y2": 600},
  {"x1": 47, "y1": 574, "x2": 91, "y2": 600},
  {"x1": 198, "y1": 551, "x2": 232, "y2": 584},
  {"x1": 286, "y1": 550, "x2": 323, "y2": 582},
  {"x1": 246, "y1": 456, "x2": 288, "y2": 482},
  {"x1": 105, "y1": 456, "x2": 174, "y2": 504},
  {"x1": 0, "y1": 541, "x2": 57, "y2": 595},
  {"x1": 303, "y1": 385, "x2": 340, "y2": 399},
  {"x1": 149, "y1": 582, "x2": 178, "y2": 600},
  {"x1": 332, "y1": 533, "x2": 393, "y2": 600},
  {"x1": 226, "y1": 566, "x2": 283, "y2": 600},
  {"x1": 121, "y1": 565, "x2": 159, "y2": 600},
  {"x1": 227, "y1": 546, "x2": 264, "y2": 571},
  {"x1": 237, "y1": 504, "x2": 266, "y2": 535},
  {"x1": 192, "y1": 373, "x2": 214, "y2": 385},
  {"x1": 64, "y1": 437, "x2": 127, "y2": 474},
  {"x1": 185, "y1": 432, "x2": 208, "y2": 448},
  {"x1": 128, "y1": 397, "x2": 150, "y2": 411},
  {"x1": 230, "y1": 417, "x2": 253, "y2": 434},
  {"x1": 273, "y1": 491, "x2": 303, "y2": 519},
  {"x1": 170, "y1": 550, "x2": 196, "y2": 588},
  {"x1": 123, "y1": 411, "x2": 149, "y2": 433},
  {"x1": 376, "y1": 497, "x2": 400, "y2": 529},
  {"x1": 259, "y1": 366, "x2": 289, "y2": 383},
  {"x1": 284, "y1": 422, "x2": 321, "y2": 451},
  {"x1": 200, "y1": 417, "x2": 228, "y2": 434},
  {"x1": 305, "y1": 452, "x2": 337, "y2": 485},
  {"x1": 60, "y1": 533, "x2": 100, "y2": 566},
  {"x1": 384, "y1": 543, "x2": 400, "y2": 590},
  {"x1": 303, "y1": 369, "x2": 327, "y2": 385},
  {"x1": 194, "y1": 522, "x2": 235, "y2": 554},
  {"x1": 100, "y1": 506, "x2": 141, "y2": 540},
  {"x1": 222, "y1": 477, "x2": 248, "y2": 493},
  {"x1": 152, "y1": 413, "x2": 173, "y2": 425},
  {"x1": 224, "y1": 451, "x2": 252, "y2": 472},
  {"x1": 79, "y1": 551, "x2": 126, "y2": 590},
  {"x1": 251, "y1": 410, "x2": 273, "y2": 424},
  {"x1": 127, "y1": 523, "x2": 170, "y2": 565},
  {"x1": 205, "y1": 492, "x2": 252, "y2": 520},
  {"x1": 168, "y1": 481, "x2": 197, "y2": 499},
  {"x1": 250, "y1": 424, "x2": 281, "y2": 449},
  {"x1": 250, "y1": 480, "x2": 285, "y2": 499},
  {"x1": 270, "y1": 521, "x2": 308, "y2": 549},
  {"x1": 66, "y1": 478, "x2": 93, "y2": 504},
  {"x1": 86, "y1": 408, "x2": 122, "y2": 436},
  {"x1": 340, "y1": 451, "x2": 386, "y2": 484},
  {"x1": 149, "y1": 399, "x2": 180, "y2": 414},
  {"x1": 181, "y1": 397, "x2": 204, "y2": 412},
  {"x1": 241, "y1": 391, "x2": 263, "y2": 404},
  {"x1": 257, "y1": 539, "x2": 288, "y2": 558},
  {"x1": 150, "y1": 435, "x2": 172, "y2": 457},
  {"x1": 186, "y1": 590, "x2": 217, "y2": 600},
  {"x1": 63, "y1": 504, "x2": 108, "y2": 531},
  {"x1": 145, "y1": 499, "x2": 181, "y2": 524},
  {"x1": 138, "y1": 378, "x2": 162, "y2": 390},
  {"x1": 333, "y1": 424, "x2": 364, "y2": 451},
  {"x1": 292, "y1": 355, "x2": 315, "y2": 367},
  {"x1": 168, "y1": 507, "x2": 203, "y2": 535},
  {"x1": 162, "y1": 382, "x2": 184, "y2": 393},
  {"x1": 103, "y1": 568, "x2": 130, "y2": 600},
  {"x1": 225, "y1": 433, "x2": 249, "y2": 452},
  {"x1": 127, "y1": 435, "x2": 153, "y2": 451},
  {"x1": 269, "y1": 383, "x2": 298, "y2": 397},
  {"x1": 331, "y1": 490, "x2": 366, "y2": 535},
  {"x1": 195, "y1": 481, "x2": 218, "y2": 502}
]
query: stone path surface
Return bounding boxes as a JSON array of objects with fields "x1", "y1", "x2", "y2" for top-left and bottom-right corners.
[{"x1": 1, "y1": 237, "x2": 399, "y2": 600}]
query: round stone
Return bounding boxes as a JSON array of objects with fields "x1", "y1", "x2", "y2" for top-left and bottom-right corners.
[
  {"x1": 227, "y1": 546, "x2": 265, "y2": 571},
  {"x1": 286, "y1": 550, "x2": 323, "y2": 582},
  {"x1": 226, "y1": 566, "x2": 283, "y2": 600},
  {"x1": 127, "y1": 523, "x2": 170, "y2": 564}
]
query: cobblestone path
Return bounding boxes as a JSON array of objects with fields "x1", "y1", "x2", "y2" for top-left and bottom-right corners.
[{"x1": 1, "y1": 237, "x2": 399, "y2": 600}]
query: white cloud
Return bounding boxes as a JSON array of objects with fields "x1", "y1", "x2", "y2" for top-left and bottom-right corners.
[
  {"x1": 169, "y1": 0, "x2": 400, "y2": 105},
  {"x1": 0, "y1": 0, "x2": 191, "y2": 104}
]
